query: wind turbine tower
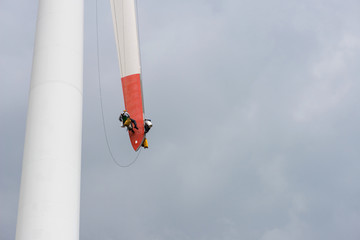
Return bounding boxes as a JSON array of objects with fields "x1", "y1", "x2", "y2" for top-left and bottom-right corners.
[{"x1": 16, "y1": 0, "x2": 84, "y2": 239}]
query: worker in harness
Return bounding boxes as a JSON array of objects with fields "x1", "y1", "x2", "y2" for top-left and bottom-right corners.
[
  {"x1": 144, "y1": 119, "x2": 152, "y2": 134},
  {"x1": 142, "y1": 119, "x2": 152, "y2": 148},
  {"x1": 119, "y1": 110, "x2": 138, "y2": 133}
]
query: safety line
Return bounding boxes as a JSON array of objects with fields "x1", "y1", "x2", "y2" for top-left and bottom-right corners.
[{"x1": 95, "y1": 0, "x2": 141, "y2": 168}]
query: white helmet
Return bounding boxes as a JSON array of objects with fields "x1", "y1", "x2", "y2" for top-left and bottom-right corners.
[{"x1": 145, "y1": 119, "x2": 152, "y2": 128}]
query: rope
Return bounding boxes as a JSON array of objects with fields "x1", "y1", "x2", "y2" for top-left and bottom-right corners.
[{"x1": 95, "y1": 0, "x2": 142, "y2": 168}]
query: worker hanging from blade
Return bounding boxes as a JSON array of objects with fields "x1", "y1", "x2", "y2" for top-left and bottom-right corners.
[
  {"x1": 142, "y1": 119, "x2": 153, "y2": 148},
  {"x1": 119, "y1": 110, "x2": 138, "y2": 133},
  {"x1": 144, "y1": 119, "x2": 152, "y2": 134}
]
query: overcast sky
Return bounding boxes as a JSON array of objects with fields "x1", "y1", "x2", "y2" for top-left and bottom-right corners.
[{"x1": 2, "y1": 0, "x2": 360, "y2": 239}]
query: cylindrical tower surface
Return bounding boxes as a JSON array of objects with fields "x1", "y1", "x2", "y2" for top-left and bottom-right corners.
[{"x1": 16, "y1": 0, "x2": 84, "y2": 239}]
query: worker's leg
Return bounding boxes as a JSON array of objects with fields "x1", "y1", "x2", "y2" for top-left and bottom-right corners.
[{"x1": 131, "y1": 118, "x2": 139, "y2": 129}]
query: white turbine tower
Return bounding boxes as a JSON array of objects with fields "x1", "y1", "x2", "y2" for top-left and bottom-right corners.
[{"x1": 16, "y1": 0, "x2": 84, "y2": 239}]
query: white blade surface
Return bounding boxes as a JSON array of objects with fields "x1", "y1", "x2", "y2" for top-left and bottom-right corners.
[{"x1": 110, "y1": 0, "x2": 141, "y2": 77}]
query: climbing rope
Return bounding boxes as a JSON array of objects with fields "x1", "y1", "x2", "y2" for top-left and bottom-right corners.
[{"x1": 95, "y1": 0, "x2": 142, "y2": 168}]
